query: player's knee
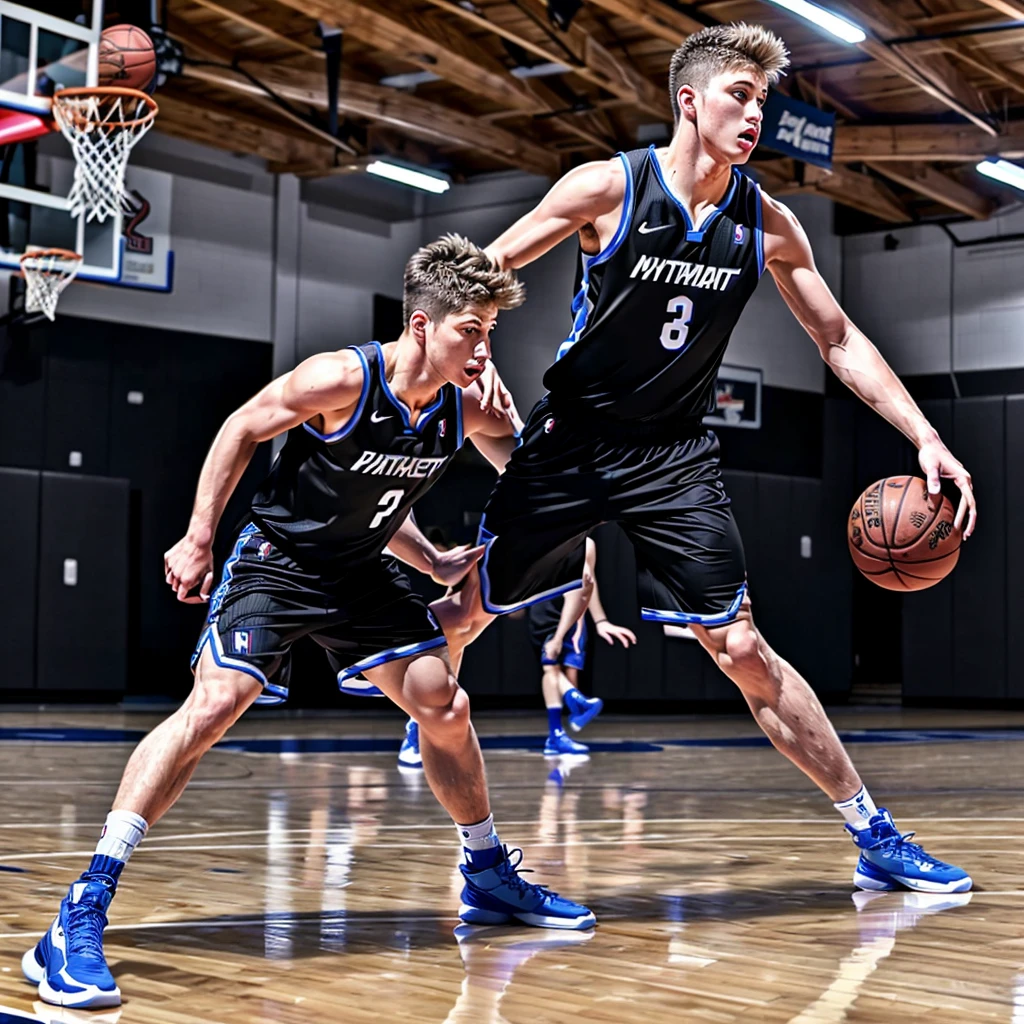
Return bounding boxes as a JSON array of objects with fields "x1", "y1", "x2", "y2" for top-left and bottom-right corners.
[
  {"x1": 408, "y1": 662, "x2": 469, "y2": 740},
  {"x1": 719, "y1": 623, "x2": 763, "y2": 675},
  {"x1": 185, "y1": 665, "x2": 258, "y2": 746}
]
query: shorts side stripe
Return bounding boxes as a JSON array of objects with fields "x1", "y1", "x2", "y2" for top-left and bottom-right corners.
[
  {"x1": 640, "y1": 583, "x2": 747, "y2": 627},
  {"x1": 336, "y1": 635, "x2": 449, "y2": 688}
]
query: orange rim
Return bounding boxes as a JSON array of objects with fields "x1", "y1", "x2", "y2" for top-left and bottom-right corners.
[
  {"x1": 53, "y1": 87, "x2": 159, "y2": 130},
  {"x1": 20, "y1": 248, "x2": 83, "y2": 271}
]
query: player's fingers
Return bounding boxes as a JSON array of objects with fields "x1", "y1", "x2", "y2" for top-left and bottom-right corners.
[
  {"x1": 464, "y1": 544, "x2": 485, "y2": 564},
  {"x1": 966, "y1": 503, "x2": 978, "y2": 539},
  {"x1": 926, "y1": 463, "x2": 941, "y2": 495},
  {"x1": 199, "y1": 571, "x2": 214, "y2": 602},
  {"x1": 623, "y1": 629, "x2": 638, "y2": 645},
  {"x1": 953, "y1": 494, "x2": 967, "y2": 533}
]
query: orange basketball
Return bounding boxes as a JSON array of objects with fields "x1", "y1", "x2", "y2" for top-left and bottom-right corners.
[
  {"x1": 847, "y1": 475, "x2": 961, "y2": 592},
  {"x1": 99, "y1": 25, "x2": 156, "y2": 91}
]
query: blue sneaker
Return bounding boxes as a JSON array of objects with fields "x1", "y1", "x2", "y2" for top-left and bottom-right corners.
[
  {"x1": 22, "y1": 878, "x2": 120, "y2": 1008},
  {"x1": 565, "y1": 691, "x2": 603, "y2": 733},
  {"x1": 543, "y1": 731, "x2": 589, "y2": 757},
  {"x1": 459, "y1": 846, "x2": 595, "y2": 930},
  {"x1": 398, "y1": 719, "x2": 422, "y2": 770},
  {"x1": 848, "y1": 809, "x2": 972, "y2": 894}
]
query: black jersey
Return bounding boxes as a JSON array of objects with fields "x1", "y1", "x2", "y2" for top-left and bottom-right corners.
[
  {"x1": 543, "y1": 145, "x2": 763, "y2": 428},
  {"x1": 250, "y1": 341, "x2": 463, "y2": 573}
]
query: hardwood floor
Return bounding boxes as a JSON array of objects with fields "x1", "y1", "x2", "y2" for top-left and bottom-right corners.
[{"x1": 1, "y1": 707, "x2": 1023, "y2": 1023}]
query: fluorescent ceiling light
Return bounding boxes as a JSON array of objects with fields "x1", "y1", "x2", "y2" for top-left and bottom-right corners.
[
  {"x1": 379, "y1": 70, "x2": 442, "y2": 89},
  {"x1": 762, "y1": 0, "x2": 866, "y2": 44},
  {"x1": 366, "y1": 160, "x2": 451, "y2": 194},
  {"x1": 510, "y1": 61, "x2": 570, "y2": 79},
  {"x1": 976, "y1": 158, "x2": 1024, "y2": 192}
]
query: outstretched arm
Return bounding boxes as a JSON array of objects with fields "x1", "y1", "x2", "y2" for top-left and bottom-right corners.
[
  {"x1": 385, "y1": 512, "x2": 485, "y2": 588},
  {"x1": 164, "y1": 350, "x2": 365, "y2": 601},
  {"x1": 543, "y1": 538, "x2": 597, "y2": 661},
  {"x1": 462, "y1": 376, "x2": 522, "y2": 472},
  {"x1": 762, "y1": 194, "x2": 976, "y2": 538}
]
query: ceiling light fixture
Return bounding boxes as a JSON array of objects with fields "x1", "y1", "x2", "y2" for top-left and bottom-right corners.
[
  {"x1": 976, "y1": 158, "x2": 1024, "y2": 193},
  {"x1": 762, "y1": 0, "x2": 866, "y2": 44},
  {"x1": 366, "y1": 160, "x2": 451, "y2": 194}
]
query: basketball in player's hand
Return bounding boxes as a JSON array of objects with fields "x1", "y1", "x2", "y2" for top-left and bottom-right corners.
[
  {"x1": 98, "y1": 25, "x2": 157, "y2": 91},
  {"x1": 848, "y1": 475, "x2": 960, "y2": 591}
]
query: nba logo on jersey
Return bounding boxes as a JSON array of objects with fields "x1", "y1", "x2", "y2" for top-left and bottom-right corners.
[
  {"x1": 257, "y1": 541, "x2": 272, "y2": 560},
  {"x1": 233, "y1": 631, "x2": 251, "y2": 654},
  {"x1": 734, "y1": 224, "x2": 746, "y2": 244},
  {"x1": 544, "y1": 417, "x2": 556, "y2": 434},
  {"x1": 438, "y1": 419, "x2": 446, "y2": 438}
]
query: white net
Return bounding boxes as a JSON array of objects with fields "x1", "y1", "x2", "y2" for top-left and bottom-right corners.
[
  {"x1": 21, "y1": 249, "x2": 83, "y2": 321},
  {"x1": 52, "y1": 88, "x2": 158, "y2": 224}
]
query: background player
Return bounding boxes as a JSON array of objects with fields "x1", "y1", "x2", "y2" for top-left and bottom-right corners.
[
  {"x1": 21, "y1": 235, "x2": 593, "y2": 1011},
  {"x1": 454, "y1": 23, "x2": 978, "y2": 896},
  {"x1": 530, "y1": 536, "x2": 636, "y2": 756}
]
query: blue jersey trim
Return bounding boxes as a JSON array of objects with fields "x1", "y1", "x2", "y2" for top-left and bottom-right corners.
[
  {"x1": 754, "y1": 183, "x2": 765, "y2": 278},
  {"x1": 371, "y1": 340, "x2": 447, "y2": 433},
  {"x1": 555, "y1": 151, "x2": 634, "y2": 363},
  {"x1": 649, "y1": 145, "x2": 739, "y2": 243},
  {"x1": 336, "y1": 635, "x2": 449, "y2": 687},
  {"x1": 207, "y1": 522, "x2": 258, "y2": 620},
  {"x1": 476, "y1": 515, "x2": 585, "y2": 614},
  {"x1": 640, "y1": 583, "x2": 747, "y2": 627},
  {"x1": 302, "y1": 345, "x2": 371, "y2": 443},
  {"x1": 198, "y1": 622, "x2": 273, "y2": 690},
  {"x1": 456, "y1": 386, "x2": 465, "y2": 448}
]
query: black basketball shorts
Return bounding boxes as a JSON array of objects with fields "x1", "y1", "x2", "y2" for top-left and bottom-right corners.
[
  {"x1": 191, "y1": 523, "x2": 446, "y2": 705},
  {"x1": 478, "y1": 397, "x2": 748, "y2": 627}
]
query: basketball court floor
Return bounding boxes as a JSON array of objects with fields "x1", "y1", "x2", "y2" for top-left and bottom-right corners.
[{"x1": 1, "y1": 707, "x2": 1023, "y2": 1023}]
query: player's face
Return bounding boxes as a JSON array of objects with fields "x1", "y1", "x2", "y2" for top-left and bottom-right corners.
[
  {"x1": 426, "y1": 304, "x2": 498, "y2": 388},
  {"x1": 691, "y1": 68, "x2": 767, "y2": 164}
]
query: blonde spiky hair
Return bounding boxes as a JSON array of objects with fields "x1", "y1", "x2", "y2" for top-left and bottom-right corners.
[
  {"x1": 403, "y1": 233, "x2": 525, "y2": 325},
  {"x1": 668, "y1": 23, "x2": 790, "y2": 126}
]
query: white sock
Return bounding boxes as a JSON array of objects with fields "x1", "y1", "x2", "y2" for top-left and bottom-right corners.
[
  {"x1": 834, "y1": 786, "x2": 879, "y2": 831},
  {"x1": 95, "y1": 810, "x2": 149, "y2": 863},
  {"x1": 455, "y1": 813, "x2": 499, "y2": 851}
]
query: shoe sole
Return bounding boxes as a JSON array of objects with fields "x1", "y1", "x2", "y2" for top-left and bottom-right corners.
[
  {"x1": 568, "y1": 700, "x2": 604, "y2": 733},
  {"x1": 38, "y1": 976, "x2": 122, "y2": 1009},
  {"x1": 458, "y1": 903, "x2": 596, "y2": 930},
  {"x1": 853, "y1": 869, "x2": 973, "y2": 894},
  {"x1": 397, "y1": 757, "x2": 423, "y2": 770},
  {"x1": 21, "y1": 947, "x2": 45, "y2": 984}
]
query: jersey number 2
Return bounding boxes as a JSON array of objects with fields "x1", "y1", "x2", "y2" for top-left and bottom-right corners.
[
  {"x1": 659, "y1": 295, "x2": 695, "y2": 351},
  {"x1": 370, "y1": 489, "x2": 404, "y2": 530}
]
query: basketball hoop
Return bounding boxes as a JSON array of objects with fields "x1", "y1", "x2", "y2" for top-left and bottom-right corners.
[
  {"x1": 51, "y1": 87, "x2": 158, "y2": 224},
  {"x1": 20, "y1": 249, "x2": 83, "y2": 321}
]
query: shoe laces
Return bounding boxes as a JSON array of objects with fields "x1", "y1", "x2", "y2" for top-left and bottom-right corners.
[
  {"x1": 65, "y1": 900, "x2": 108, "y2": 960},
  {"x1": 497, "y1": 847, "x2": 561, "y2": 901},
  {"x1": 862, "y1": 825, "x2": 945, "y2": 868}
]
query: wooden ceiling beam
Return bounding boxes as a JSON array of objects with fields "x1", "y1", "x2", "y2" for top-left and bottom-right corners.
[
  {"x1": 834, "y1": 121, "x2": 1024, "y2": 162},
  {"x1": 801, "y1": 164, "x2": 913, "y2": 223},
  {"x1": 418, "y1": 0, "x2": 671, "y2": 119},
  {"x1": 582, "y1": 0, "x2": 702, "y2": 46},
  {"x1": 180, "y1": 61, "x2": 561, "y2": 177},
  {"x1": 823, "y1": 0, "x2": 996, "y2": 135},
  {"x1": 187, "y1": 0, "x2": 323, "y2": 59},
  {"x1": 865, "y1": 161, "x2": 996, "y2": 219},
  {"x1": 973, "y1": 0, "x2": 1024, "y2": 17},
  {"x1": 165, "y1": 13, "x2": 235, "y2": 63}
]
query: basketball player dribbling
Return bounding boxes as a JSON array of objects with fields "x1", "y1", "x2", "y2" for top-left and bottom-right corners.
[
  {"x1": 21, "y1": 236, "x2": 594, "y2": 1011},
  {"x1": 458, "y1": 24, "x2": 978, "y2": 895}
]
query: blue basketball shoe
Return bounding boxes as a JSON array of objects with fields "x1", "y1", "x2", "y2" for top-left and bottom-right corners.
[
  {"x1": 543, "y1": 731, "x2": 589, "y2": 757},
  {"x1": 397, "y1": 718, "x2": 422, "y2": 770},
  {"x1": 459, "y1": 846, "x2": 595, "y2": 930},
  {"x1": 564, "y1": 690, "x2": 603, "y2": 733},
  {"x1": 848, "y1": 809, "x2": 972, "y2": 894},
  {"x1": 22, "y1": 878, "x2": 120, "y2": 1008}
]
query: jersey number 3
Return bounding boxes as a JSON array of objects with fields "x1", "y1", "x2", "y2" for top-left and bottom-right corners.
[
  {"x1": 370, "y1": 489, "x2": 404, "y2": 530},
  {"x1": 659, "y1": 295, "x2": 695, "y2": 351}
]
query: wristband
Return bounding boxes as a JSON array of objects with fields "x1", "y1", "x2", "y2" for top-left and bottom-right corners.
[{"x1": 593, "y1": 618, "x2": 608, "y2": 625}]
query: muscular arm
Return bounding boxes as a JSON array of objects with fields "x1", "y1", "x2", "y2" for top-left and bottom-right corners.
[
  {"x1": 485, "y1": 159, "x2": 626, "y2": 270},
  {"x1": 762, "y1": 194, "x2": 976, "y2": 536},
  {"x1": 164, "y1": 351, "x2": 364, "y2": 600},
  {"x1": 462, "y1": 378, "x2": 521, "y2": 472}
]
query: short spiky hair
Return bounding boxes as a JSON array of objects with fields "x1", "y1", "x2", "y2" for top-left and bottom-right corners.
[
  {"x1": 403, "y1": 233, "x2": 525, "y2": 325},
  {"x1": 668, "y1": 23, "x2": 789, "y2": 126}
]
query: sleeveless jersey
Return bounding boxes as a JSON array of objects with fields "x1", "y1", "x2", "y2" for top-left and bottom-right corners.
[
  {"x1": 250, "y1": 341, "x2": 463, "y2": 572},
  {"x1": 543, "y1": 145, "x2": 764, "y2": 427}
]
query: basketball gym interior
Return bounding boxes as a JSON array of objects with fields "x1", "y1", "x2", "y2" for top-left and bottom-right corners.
[{"x1": 2, "y1": 1, "x2": 1024, "y2": 1021}]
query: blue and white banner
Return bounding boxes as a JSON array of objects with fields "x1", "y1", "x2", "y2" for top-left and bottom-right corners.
[{"x1": 760, "y1": 92, "x2": 835, "y2": 170}]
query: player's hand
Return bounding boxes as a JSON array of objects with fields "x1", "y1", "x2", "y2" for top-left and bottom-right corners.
[
  {"x1": 477, "y1": 361, "x2": 524, "y2": 432},
  {"x1": 543, "y1": 637, "x2": 562, "y2": 663},
  {"x1": 596, "y1": 620, "x2": 638, "y2": 647},
  {"x1": 164, "y1": 535, "x2": 215, "y2": 603},
  {"x1": 917, "y1": 442, "x2": 976, "y2": 540},
  {"x1": 430, "y1": 544, "x2": 485, "y2": 587}
]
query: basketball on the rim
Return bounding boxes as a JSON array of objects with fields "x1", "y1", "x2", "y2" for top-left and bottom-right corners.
[
  {"x1": 98, "y1": 25, "x2": 157, "y2": 91},
  {"x1": 847, "y1": 475, "x2": 960, "y2": 591}
]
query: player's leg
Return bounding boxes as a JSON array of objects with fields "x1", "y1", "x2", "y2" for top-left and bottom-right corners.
[
  {"x1": 558, "y1": 624, "x2": 604, "y2": 734},
  {"x1": 619, "y1": 435, "x2": 970, "y2": 894},
  {"x1": 361, "y1": 648, "x2": 594, "y2": 929},
  {"x1": 22, "y1": 646, "x2": 266, "y2": 1009},
  {"x1": 541, "y1": 659, "x2": 589, "y2": 757}
]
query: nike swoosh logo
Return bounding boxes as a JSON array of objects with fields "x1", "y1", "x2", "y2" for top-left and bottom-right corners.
[
  {"x1": 638, "y1": 221, "x2": 672, "y2": 234},
  {"x1": 370, "y1": 410, "x2": 392, "y2": 423}
]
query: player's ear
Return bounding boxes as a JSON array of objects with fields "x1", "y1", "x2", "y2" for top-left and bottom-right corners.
[
  {"x1": 408, "y1": 309, "x2": 430, "y2": 344},
  {"x1": 677, "y1": 84, "x2": 697, "y2": 123}
]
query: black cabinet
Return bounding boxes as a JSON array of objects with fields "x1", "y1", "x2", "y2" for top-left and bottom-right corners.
[{"x1": 0, "y1": 467, "x2": 40, "y2": 689}]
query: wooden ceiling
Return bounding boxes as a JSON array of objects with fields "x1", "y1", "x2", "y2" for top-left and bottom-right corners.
[{"x1": 156, "y1": 0, "x2": 1024, "y2": 224}]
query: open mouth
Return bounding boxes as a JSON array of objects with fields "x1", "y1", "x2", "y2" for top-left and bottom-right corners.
[
  {"x1": 739, "y1": 130, "x2": 757, "y2": 146},
  {"x1": 464, "y1": 364, "x2": 484, "y2": 379}
]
